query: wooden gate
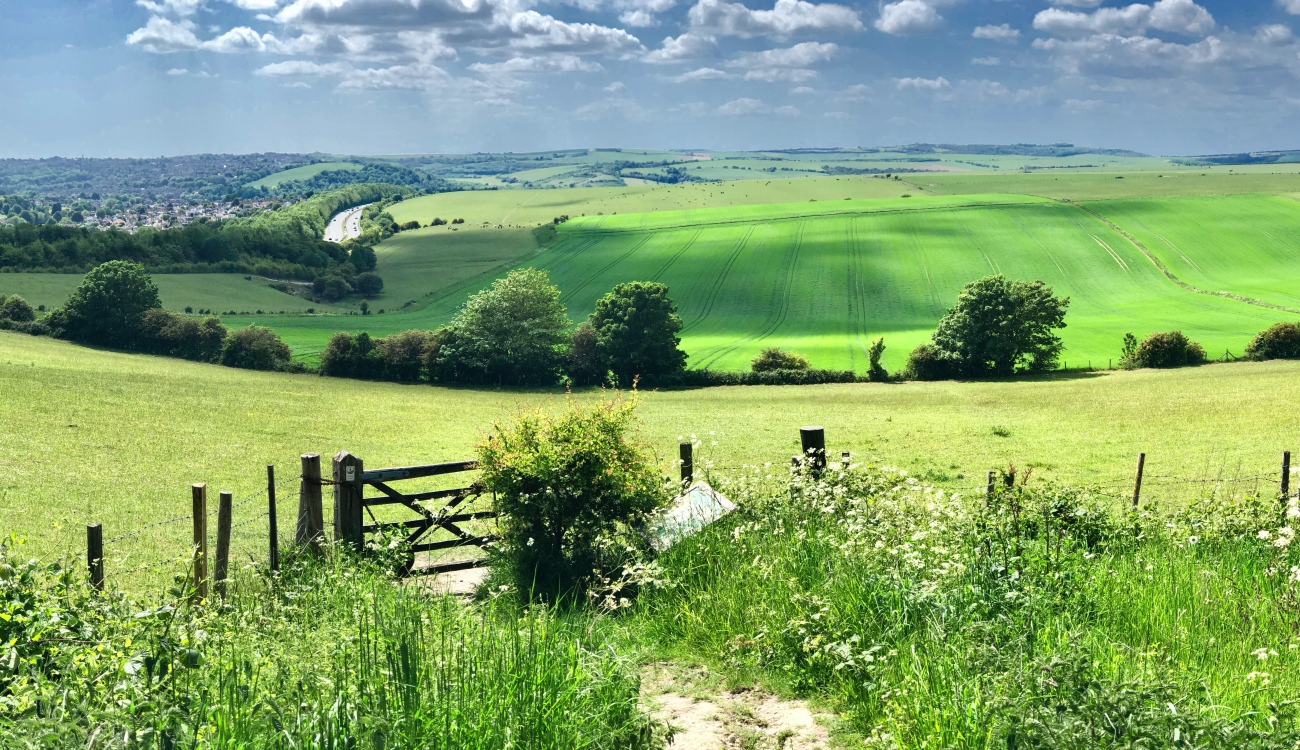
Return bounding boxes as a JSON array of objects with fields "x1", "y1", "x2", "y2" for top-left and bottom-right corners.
[{"x1": 331, "y1": 451, "x2": 497, "y2": 575}]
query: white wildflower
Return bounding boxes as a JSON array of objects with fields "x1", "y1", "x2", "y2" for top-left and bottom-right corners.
[
  {"x1": 1258, "y1": 530, "x2": 1272, "y2": 540},
  {"x1": 1251, "y1": 647, "x2": 1279, "y2": 662}
]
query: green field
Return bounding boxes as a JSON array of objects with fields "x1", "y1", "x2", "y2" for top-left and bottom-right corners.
[
  {"x1": 0, "y1": 272, "x2": 349, "y2": 314},
  {"x1": 4, "y1": 329, "x2": 1300, "y2": 574},
  {"x1": 246, "y1": 161, "x2": 360, "y2": 188}
]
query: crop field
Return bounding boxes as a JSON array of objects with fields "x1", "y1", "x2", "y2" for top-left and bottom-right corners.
[
  {"x1": 4, "y1": 329, "x2": 1300, "y2": 574},
  {"x1": 0, "y1": 272, "x2": 346, "y2": 314},
  {"x1": 245, "y1": 160, "x2": 360, "y2": 188}
]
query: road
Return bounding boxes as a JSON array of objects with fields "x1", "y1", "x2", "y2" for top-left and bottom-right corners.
[{"x1": 324, "y1": 203, "x2": 370, "y2": 243}]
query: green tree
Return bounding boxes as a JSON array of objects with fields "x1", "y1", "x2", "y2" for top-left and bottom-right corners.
[
  {"x1": 588, "y1": 281, "x2": 687, "y2": 385},
  {"x1": 931, "y1": 275, "x2": 1069, "y2": 377},
  {"x1": 433, "y1": 268, "x2": 570, "y2": 386},
  {"x1": 1132, "y1": 331, "x2": 1205, "y2": 368},
  {"x1": 1245, "y1": 322, "x2": 1300, "y2": 361},
  {"x1": 0, "y1": 295, "x2": 36, "y2": 323},
  {"x1": 56, "y1": 261, "x2": 161, "y2": 346},
  {"x1": 221, "y1": 326, "x2": 291, "y2": 371},
  {"x1": 867, "y1": 337, "x2": 888, "y2": 382},
  {"x1": 751, "y1": 347, "x2": 808, "y2": 372},
  {"x1": 566, "y1": 321, "x2": 604, "y2": 386},
  {"x1": 356, "y1": 272, "x2": 384, "y2": 296}
]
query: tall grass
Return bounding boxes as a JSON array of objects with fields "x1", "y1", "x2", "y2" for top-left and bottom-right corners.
[
  {"x1": 0, "y1": 542, "x2": 663, "y2": 749},
  {"x1": 630, "y1": 463, "x2": 1300, "y2": 747}
]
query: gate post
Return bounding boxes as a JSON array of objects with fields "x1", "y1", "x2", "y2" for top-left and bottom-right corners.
[
  {"x1": 298, "y1": 454, "x2": 323, "y2": 550},
  {"x1": 334, "y1": 451, "x2": 365, "y2": 552}
]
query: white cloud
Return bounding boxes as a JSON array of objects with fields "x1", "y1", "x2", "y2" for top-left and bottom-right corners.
[
  {"x1": 687, "y1": 0, "x2": 863, "y2": 38},
  {"x1": 972, "y1": 56, "x2": 1000, "y2": 65},
  {"x1": 1282, "y1": 0, "x2": 1300, "y2": 15},
  {"x1": 167, "y1": 67, "x2": 189, "y2": 75},
  {"x1": 729, "y1": 40, "x2": 836, "y2": 68},
  {"x1": 1034, "y1": 0, "x2": 1214, "y2": 38},
  {"x1": 717, "y1": 96, "x2": 766, "y2": 114},
  {"x1": 774, "y1": 105, "x2": 800, "y2": 115},
  {"x1": 1063, "y1": 98, "x2": 1102, "y2": 111},
  {"x1": 670, "y1": 66, "x2": 734, "y2": 81},
  {"x1": 643, "y1": 32, "x2": 716, "y2": 62},
  {"x1": 790, "y1": 85, "x2": 815, "y2": 94},
  {"x1": 505, "y1": 12, "x2": 644, "y2": 54},
  {"x1": 226, "y1": 0, "x2": 281, "y2": 9},
  {"x1": 875, "y1": 0, "x2": 941, "y2": 36},
  {"x1": 895, "y1": 75, "x2": 949, "y2": 90},
  {"x1": 1032, "y1": 32, "x2": 1227, "y2": 74},
  {"x1": 136, "y1": 0, "x2": 205, "y2": 16},
  {"x1": 204, "y1": 26, "x2": 277, "y2": 52},
  {"x1": 620, "y1": 10, "x2": 657, "y2": 26},
  {"x1": 126, "y1": 17, "x2": 202, "y2": 53},
  {"x1": 470, "y1": 54, "x2": 603, "y2": 73},
  {"x1": 1256, "y1": 24, "x2": 1294, "y2": 46},
  {"x1": 972, "y1": 24, "x2": 1019, "y2": 43},
  {"x1": 743, "y1": 67, "x2": 816, "y2": 81},
  {"x1": 255, "y1": 60, "x2": 348, "y2": 75},
  {"x1": 337, "y1": 62, "x2": 453, "y2": 90},
  {"x1": 275, "y1": 0, "x2": 494, "y2": 27},
  {"x1": 834, "y1": 82, "x2": 869, "y2": 101},
  {"x1": 574, "y1": 97, "x2": 649, "y2": 120},
  {"x1": 1049, "y1": 0, "x2": 1103, "y2": 6}
]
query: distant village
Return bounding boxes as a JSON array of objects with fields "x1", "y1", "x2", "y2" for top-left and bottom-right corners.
[{"x1": 0, "y1": 194, "x2": 298, "y2": 233}]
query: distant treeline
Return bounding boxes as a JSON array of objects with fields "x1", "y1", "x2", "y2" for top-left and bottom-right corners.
[
  {"x1": 241, "y1": 163, "x2": 456, "y2": 199},
  {"x1": 0, "y1": 153, "x2": 309, "y2": 200},
  {"x1": 0, "y1": 183, "x2": 410, "y2": 280}
]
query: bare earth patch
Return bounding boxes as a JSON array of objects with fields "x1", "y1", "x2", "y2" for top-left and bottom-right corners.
[{"x1": 642, "y1": 664, "x2": 832, "y2": 749}]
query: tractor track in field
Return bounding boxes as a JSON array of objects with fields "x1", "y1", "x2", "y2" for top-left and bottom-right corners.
[
  {"x1": 651, "y1": 229, "x2": 704, "y2": 284},
  {"x1": 846, "y1": 217, "x2": 869, "y2": 368},
  {"x1": 1068, "y1": 200, "x2": 1300, "y2": 316},
  {"x1": 681, "y1": 227, "x2": 751, "y2": 334},
  {"x1": 695, "y1": 221, "x2": 805, "y2": 370},
  {"x1": 538, "y1": 235, "x2": 604, "y2": 278},
  {"x1": 558, "y1": 234, "x2": 653, "y2": 304}
]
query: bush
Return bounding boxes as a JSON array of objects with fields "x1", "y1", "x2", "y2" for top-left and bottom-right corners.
[
  {"x1": 1132, "y1": 330, "x2": 1205, "y2": 368},
  {"x1": 314, "y1": 274, "x2": 351, "y2": 302},
  {"x1": 867, "y1": 337, "x2": 888, "y2": 382},
  {"x1": 355, "y1": 272, "x2": 384, "y2": 297},
  {"x1": 566, "y1": 321, "x2": 604, "y2": 386},
  {"x1": 657, "y1": 368, "x2": 858, "y2": 387},
  {"x1": 221, "y1": 325, "x2": 292, "y2": 371},
  {"x1": 135, "y1": 309, "x2": 227, "y2": 362},
  {"x1": 930, "y1": 275, "x2": 1069, "y2": 377},
  {"x1": 320, "y1": 331, "x2": 381, "y2": 379},
  {"x1": 378, "y1": 329, "x2": 434, "y2": 382},
  {"x1": 1246, "y1": 322, "x2": 1300, "y2": 361},
  {"x1": 751, "y1": 347, "x2": 809, "y2": 372},
  {"x1": 432, "y1": 269, "x2": 570, "y2": 386},
  {"x1": 55, "y1": 260, "x2": 161, "y2": 346},
  {"x1": 477, "y1": 397, "x2": 667, "y2": 601},
  {"x1": 0, "y1": 295, "x2": 35, "y2": 322},
  {"x1": 349, "y1": 243, "x2": 377, "y2": 272},
  {"x1": 589, "y1": 281, "x2": 687, "y2": 385},
  {"x1": 904, "y1": 343, "x2": 957, "y2": 381}
]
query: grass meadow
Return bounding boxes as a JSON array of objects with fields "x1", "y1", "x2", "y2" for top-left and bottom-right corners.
[
  {"x1": 244, "y1": 161, "x2": 360, "y2": 189},
  {"x1": 4, "y1": 330, "x2": 1299, "y2": 586}
]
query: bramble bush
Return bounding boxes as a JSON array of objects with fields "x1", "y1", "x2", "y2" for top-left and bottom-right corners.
[
  {"x1": 1246, "y1": 322, "x2": 1300, "y2": 362},
  {"x1": 220, "y1": 325, "x2": 292, "y2": 371},
  {"x1": 476, "y1": 396, "x2": 668, "y2": 602},
  {"x1": 1131, "y1": 330, "x2": 1207, "y2": 368},
  {"x1": 751, "y1": 347, "x2": 809, "y2": 372}
]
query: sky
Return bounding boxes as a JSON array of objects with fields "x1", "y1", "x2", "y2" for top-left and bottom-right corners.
[{"x1": 2, "y1": 0, "x2": 1299, "y2": 157}]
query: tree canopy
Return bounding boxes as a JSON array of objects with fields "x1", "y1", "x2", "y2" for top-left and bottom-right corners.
[
  {"x1": 588, "y1": 281, "x2": 687, "y2": 385},
  {"x1": 930, "y1": 275, "x2": 1069, "y2": 377}
]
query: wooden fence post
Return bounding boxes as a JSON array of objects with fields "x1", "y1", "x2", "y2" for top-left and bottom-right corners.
[
  {"x1": 86, "y1": 524, "x2": 104, "y2": 592},
  {"x1": 679, "y1": 442, "x2": 693, "y2": 488},
  {"x1": 800, "y1": 426, "x2": 826, "y2": 473},
  {"x1": 1132, "y1": 452, "x2": 1146, "y2": 512},
  {"x1": 297, "y1": 453, "x2": 323, "y2": 550},
  {"x1": 267, "y1": 465, "x2": 279, "y2": 574},
  {"x1": 841, "y1": 451, "x2": 851, "y2": 468},
  {"x1": 191, "y1": 483, "x2": 209, "y2": 603},
  {"x1": 215, "y1": 490, "x2": 232, "y2": 599},
  {"x1": 1283, "y1": 451, "x2": 1292, "y2": 510},
  {"x1": 985, "y1": 470, "x2": 995, "y2": 508},
  {"x1": 333, "y1": 451, "x2": 364, "y2": 552}
]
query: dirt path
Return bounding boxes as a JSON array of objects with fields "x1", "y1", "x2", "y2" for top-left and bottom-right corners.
[{"x1": 642, "y1": 664, "x2": 833, "y2": 749}]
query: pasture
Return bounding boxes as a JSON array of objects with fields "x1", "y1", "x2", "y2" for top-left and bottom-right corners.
[
  {"x1": 3, "y1": 330, "x2": 1299, "y2": 579},
  {"x1": 245, "y1": 160, "x2": 360, "y2": 189},
  {"x1": 0, "y1": 272, "x2": 347, "y2": 314}
]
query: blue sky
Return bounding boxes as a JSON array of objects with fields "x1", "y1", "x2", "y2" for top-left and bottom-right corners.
[{"x1": 2, "y1": 0, "x2": 1299, "y2": 157}]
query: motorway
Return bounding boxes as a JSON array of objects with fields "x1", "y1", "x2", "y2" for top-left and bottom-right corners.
[{"x1": 324, "y1": 203, "x2": 370, "y2": 242}]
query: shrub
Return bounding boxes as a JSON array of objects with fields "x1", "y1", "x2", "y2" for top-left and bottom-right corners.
[
  {"x1": 55, "y1": 260, "x2": 161, "y2": 346},
  {"x1": 751, "y1": 347, "x2": 809, "y2": 372},
  {"x1": 432, "y1": 268, "x2": 570, "y2": 386},
  {"x1": 1119, "y1": 332, "x2": 1139, "y2": 369},
  {"x1": 349, "y1": 244, "x2": 377, "y2": 272},
  {"x1": 657, "y1": 368, "x2": 857, "y2": 387},
  {"x1": 1132, "y1": 330, "x2": 1205, "y2": 368},
  {"x1": 378, "y1": 329, "x2": 433, "y2": 382},
  {"x1": 931, "y1": 275, "x2": 1069, "y2": 377},
  {"x1": 588, "y1": 281, "x2": 687, "y2": 385},
  {"x1": 0, "y1": 295, "x2": 35, "y2": 323},
  {"x1": 135, "y1": 309, "x2": 227, "y2": 362},
  {"x1": 356, "y1": 272, "x2": 384, "y2": 296},
  {"x1": 904, "y1": 343, "x2": 957, "y2": 381},
  {"x1": 867, "y1": 337, "x2": 888, "y2": 382},
  {"x1": 221, "y1": 325, "x2": 291, "y2": 371},
  {"x1": 566, "y1": 321, "x2": 604, "y2": 386},
  {"x1": 320, "y1": 331, "x2": 382, "y2": 379},
  {"x1": 314, "y1": 274, "x2": 351, "y2": 302},
  {"x1": 1245, "y1": 322, "x2": 1300, "y2": 361},
  {"x1": 477, "y1": 397, "x2": 667, "y2": 601}
]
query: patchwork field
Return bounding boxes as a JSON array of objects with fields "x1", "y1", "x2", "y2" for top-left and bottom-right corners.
[{"x1": 4, "y1": 330, "x2": 1299, "y2": 576}]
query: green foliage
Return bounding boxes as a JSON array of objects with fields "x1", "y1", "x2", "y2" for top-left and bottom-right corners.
[
  {"x1": 903, "y1": 342, "x2": 956, "y2": 381},
  {"x1": 931, "y1": 275, "x2": 1070, "y2": 377},
  {"x1": 0, "y1": 294, "x2": 35, "y2": 323},
  {"x1": 356, "y1": 272, "x2": 384, "y2": 296},
  {"x1": 477, "y1": 397, "x2": 667, "y2": 601},
  {"x1": 220, "y1": 325, "x2": 291, "y2": 371},
  {"x1": 751, "y1": 347, "x2": 809, "y2": 372},
  {"x1": 588, "y1": 281, "x2": 687, "y2": 384},
  {"x1": 55, "y1": 260, "x2": 161, "y2": 346},
  {"x1": 1133, "y1": 330, "x2": 1206, "y2": 368},
  {"x1": 432, "y1": 269, "x2": 570, "y2": 386},
  {"x1": 566, "y1": 320, "x2": 604, "y2": 386},
  {"x1": 135, "y1": 308, "x2": 227, "y2": 362},
  {"x1": 1120, "y1": 332, "x2": 1139, "y2": 368},
  {"x1": 867, "y1": 338, "x2": 888, "y2": 382},
  {"x1": 1246, "y1": 322, "x2": 1300, "y2": 361},
  {"x1": 349, "y1": 243, "x2": 377, "y2": 272},
  {"x1": 320, "y1": 329, "x2": 433, "y2": 382}
]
